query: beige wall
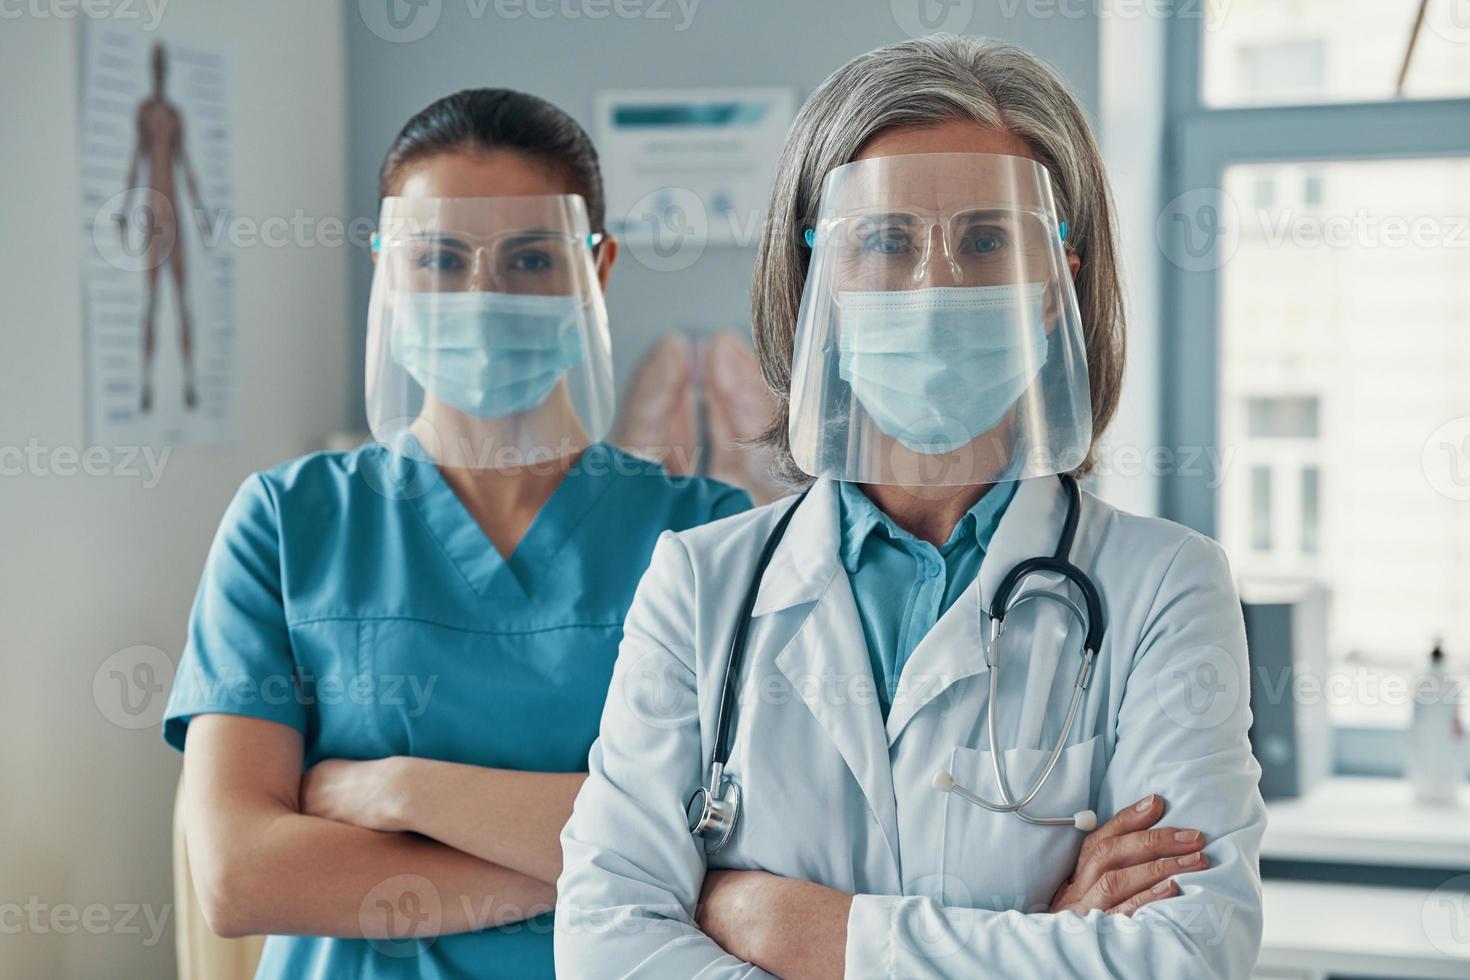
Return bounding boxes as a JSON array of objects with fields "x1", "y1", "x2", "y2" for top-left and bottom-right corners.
[{"x1": 0, "y1": 3, "x2": 348, "y2": 976}]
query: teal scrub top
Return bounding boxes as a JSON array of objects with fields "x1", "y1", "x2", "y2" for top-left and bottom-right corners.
[
  {"x1": 163, "y1": 441, "x2": 750, "y2": 980},
  {"x1": 836, "y1": 479, "x2": 1016, "y2": 719}
]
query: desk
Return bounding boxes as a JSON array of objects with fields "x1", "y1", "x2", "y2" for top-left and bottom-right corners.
[
  {"x1": 1257, "y1": 880, "x2": 1470, "y2": 980},
  {"x1": 1262, "y1": 777, "x2": 1470, "y2": 870}
]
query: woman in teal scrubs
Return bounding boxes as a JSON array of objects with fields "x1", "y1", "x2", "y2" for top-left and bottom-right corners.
[{"x1": 163, "y1": 88, "x2": 750, "y2": 979}]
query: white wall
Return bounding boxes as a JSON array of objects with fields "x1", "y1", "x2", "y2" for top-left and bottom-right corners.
[
  {"x1": 0, "y1": 3, "x2": 348, "y2": 976},
  {"x1": 1094, "y1": 9, "x2": 1167, "y2": 516}
]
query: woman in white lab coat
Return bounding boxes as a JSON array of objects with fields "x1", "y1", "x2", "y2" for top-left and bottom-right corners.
[{"x1": 556, "y1": 35, "x2": 1266, "y2": 980}]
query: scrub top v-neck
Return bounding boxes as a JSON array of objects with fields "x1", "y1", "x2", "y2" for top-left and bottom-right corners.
[{"x1": 163, "y1": 441, "x2": 751, "y2": 980}]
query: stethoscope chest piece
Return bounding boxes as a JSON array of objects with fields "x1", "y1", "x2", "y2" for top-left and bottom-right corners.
[{"x1": 686, "y1": 765, "x2": 740, "y2": 853}]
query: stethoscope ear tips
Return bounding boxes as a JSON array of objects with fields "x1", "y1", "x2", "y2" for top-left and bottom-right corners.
[
  {"x1": 1073, "y1": 810, "x2": 1098, "y2": 832},
  {"x1": 931, "y1": 769, "x2": 957, "y2": 792}
]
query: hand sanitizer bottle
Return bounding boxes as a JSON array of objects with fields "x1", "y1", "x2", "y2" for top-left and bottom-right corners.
[{"x1": 1409, "y1": 642, "x2": 1464, "y2": 806}]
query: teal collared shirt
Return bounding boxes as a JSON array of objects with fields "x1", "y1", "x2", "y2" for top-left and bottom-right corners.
[{"x1": 837, "y1": 479, "x2": 1018, "y2": 720}]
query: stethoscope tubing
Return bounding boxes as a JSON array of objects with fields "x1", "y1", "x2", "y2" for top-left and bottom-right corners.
[{"x1": 692, "y1": 473, "x2": 1105, "y2": 848}]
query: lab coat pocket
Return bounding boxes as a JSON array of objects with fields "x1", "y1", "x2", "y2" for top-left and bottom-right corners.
[{"x1": 940, "y1": 735, "x2": 1100, "y2": 913}]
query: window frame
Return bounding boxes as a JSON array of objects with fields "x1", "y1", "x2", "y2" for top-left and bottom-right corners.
[{"x1": 1162, "y1": 7, "x2": 1470, "y2": 773}]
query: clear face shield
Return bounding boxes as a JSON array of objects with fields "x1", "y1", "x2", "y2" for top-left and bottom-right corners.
[
  {"x1": 365, "y1": 195, "x2": 615, "y2": 470},
  {"x1": 787, "y1": 153, "x2": 1092, "y2": 486}
]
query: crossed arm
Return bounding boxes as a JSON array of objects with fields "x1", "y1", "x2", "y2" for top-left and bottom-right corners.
[
  {"x1": 556, "y1": 532, "x2": 1265, "y2": 979},
  {"x1": 181, "y1": 713, "x2": 582, "y2": 939}
]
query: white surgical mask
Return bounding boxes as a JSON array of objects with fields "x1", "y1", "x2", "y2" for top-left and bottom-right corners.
[
  {"x1": 390, "y1": 291, "x2": 585, "y2": 419},
  {"x1": 837, "y1": 283, "x2": 1050, "y2": 454}
]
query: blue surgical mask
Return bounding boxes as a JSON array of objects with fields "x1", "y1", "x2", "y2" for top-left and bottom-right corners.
[
  {"x1": 391, "y1": 291, "x2": 585, "y2": 419},
  {"x1": 837, "y1": 284, "x2": 1050, "y2": 454}
]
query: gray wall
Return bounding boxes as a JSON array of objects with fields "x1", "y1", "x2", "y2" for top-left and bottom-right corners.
[{"x1": 344, "y1": 0, "x2": 1102, "y2": 426}]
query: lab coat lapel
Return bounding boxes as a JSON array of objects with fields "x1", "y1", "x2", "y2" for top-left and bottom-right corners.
[
  {"x1": 886, "y1": 476, "x2": 1068, "y2": 743},
  {"x1": 760, "y1": 481, "x2": 903, "y2": 868}
]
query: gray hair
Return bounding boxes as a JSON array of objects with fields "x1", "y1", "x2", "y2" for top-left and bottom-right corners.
[{"x1": 751, "y1": 34, "x2": 1126, "y2": 484}]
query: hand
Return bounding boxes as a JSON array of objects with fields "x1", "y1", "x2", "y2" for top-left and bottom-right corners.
[
  {"x1": 1050, "y1": 794, "x2": 1209, "y2": 916},
  {"x1": 300, "y1": 757, "x2": 412, "y2": 833}
]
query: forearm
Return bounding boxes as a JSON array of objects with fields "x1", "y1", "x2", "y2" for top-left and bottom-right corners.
[
  {"x1": 395, "y1": 760, "x2": 584, "y2": 884},
  {"x1": 190, "y1": 803, "x2": 553, "y2": 939},
  {"x1": 726, "y1": 876, "x2": 850, "y2": 980}
]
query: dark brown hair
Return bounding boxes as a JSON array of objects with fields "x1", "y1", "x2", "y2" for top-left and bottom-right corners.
[{"x1": 378, "y1": 88, "x2": 606, "y2": 232}]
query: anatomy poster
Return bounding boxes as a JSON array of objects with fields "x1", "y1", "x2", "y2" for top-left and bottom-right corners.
[
  {"x1": 81, "y1": 26, "x2": 236, "y2": 447},
  {"x1": 614, "y1": 331, "x2": 785, "y2": 504}
]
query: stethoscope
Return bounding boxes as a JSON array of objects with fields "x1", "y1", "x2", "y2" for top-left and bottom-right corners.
[{"x1": 686, "y1": 473, "x2": 1104, "y2": 853}]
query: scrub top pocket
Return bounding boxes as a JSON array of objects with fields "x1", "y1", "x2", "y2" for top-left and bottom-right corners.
[{"x1": 940, "y1": 734, "x2": 1100, "y2": 912}]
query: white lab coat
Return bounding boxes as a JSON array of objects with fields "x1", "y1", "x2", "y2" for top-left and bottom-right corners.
[{"x1": 556, "y1": 476, "x2": 1266, "y2": 979}]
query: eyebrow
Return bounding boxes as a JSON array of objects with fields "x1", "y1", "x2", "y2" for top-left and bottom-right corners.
[{"x1": 848, "y1": 212, "x2": 923, "y2": 226}]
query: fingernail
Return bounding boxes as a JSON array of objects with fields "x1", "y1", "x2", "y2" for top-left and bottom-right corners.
[
  {"x1": 1178, "y1": 852, "x2": 1203, "y2": 867},
  {"x1": 1152, "y1": 880, "x2": 1172, "y2": 894},
  {"x1": 1135, "y1": 795, "x2": 1156, "y2": 812},
  {"x1": 1174, "y1": 830, "x2": 1200, "y2": 843}
]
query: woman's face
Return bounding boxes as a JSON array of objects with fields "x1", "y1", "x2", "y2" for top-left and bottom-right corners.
[
  {"x1": 388, "y1": 149, "x2": 617, "y2": 290},
  {"x1": 850, "y1": 120, "x2": 1080, "y2": 284}
]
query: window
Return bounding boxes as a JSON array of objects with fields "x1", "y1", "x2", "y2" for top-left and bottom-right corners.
[
  {"x1": 1249, "y1": 466, "x2": 1273, "y2": 551},
  {"x1": 1203, "y1": 0, "x2": 1470, "y2": 106},
  {"x1": 1167, "y1": 4, "x2": 1470, "y2": 740},
  {"x1": 1214, "y1": 157, "x2": 1470, "y2": 724},
  {"x1": 1301, "y1": 466, "x2": 1320, "y2": 556}
]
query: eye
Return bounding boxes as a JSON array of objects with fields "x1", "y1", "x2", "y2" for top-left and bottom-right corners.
[
  {"x1": 417, "y1": 248, "x2": 467, "y2": 273},
  {"x1": 860, "y1": 226, "x2": 915, "y2": 256},
  {"x1": 961, "y1": 226, "x2": 1010, "y2": 254},
  {"x1": 505, "y1": 248, "x2": 555, "y2": 272}
]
